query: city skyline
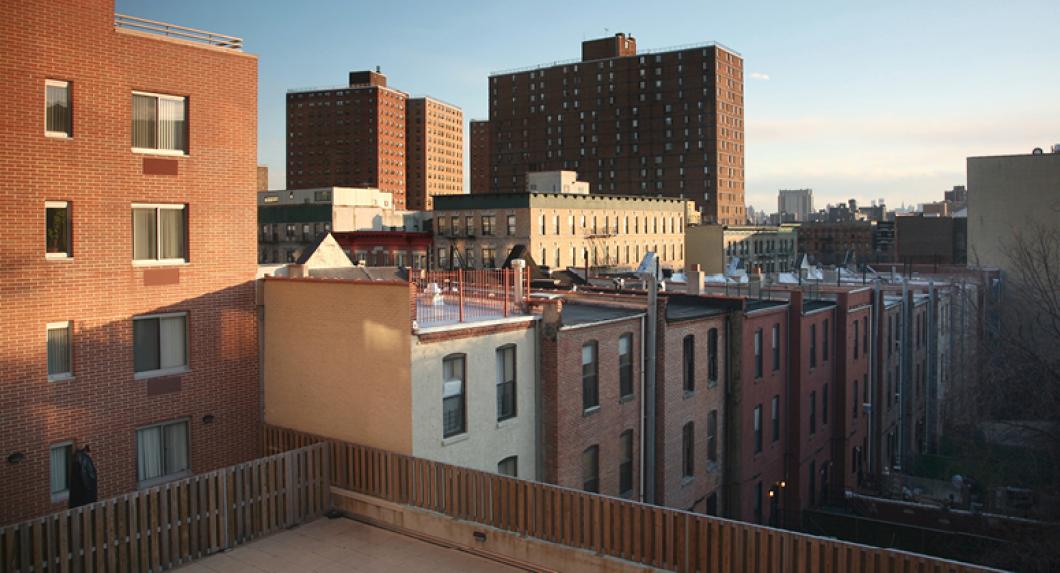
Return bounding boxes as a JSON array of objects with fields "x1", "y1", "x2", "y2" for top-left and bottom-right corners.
[{"x1": 115, "y1": 0, "x2": 1060, "y2": 212}]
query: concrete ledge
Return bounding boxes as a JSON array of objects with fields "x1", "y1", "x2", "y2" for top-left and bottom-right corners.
[{"x1": 331, "y1": 487, "x2": 664, "y2": 573}]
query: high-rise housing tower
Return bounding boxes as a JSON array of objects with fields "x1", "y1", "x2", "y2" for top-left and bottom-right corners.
[
  {"x1": 469, "y1": 119, "x2": 491, "y2": 194},
  {"x1": 406, "y1": 97, "x2": 463, "y2": 210},
  {"x1": 286, "y1": 70, "x2": 410, "y2": 208},
  {"x1": 778, "y1": 188, "x2": 814, "y2": 222},
  {"x1": 486, "y1": 33, "x2": 746, "y2": 225}
]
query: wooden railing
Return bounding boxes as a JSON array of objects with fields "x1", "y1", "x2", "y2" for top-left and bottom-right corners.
[
  {"x1": 263, "y1": 426, "x2": 997, "y2": 573},
  {"x1": 0, "y1": 443, "x2": 327, "y2": 573}
]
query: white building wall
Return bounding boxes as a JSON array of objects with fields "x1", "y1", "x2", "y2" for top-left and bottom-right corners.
[{"x1": 410, "y1": 320, "x2": 539, "y2": 479}]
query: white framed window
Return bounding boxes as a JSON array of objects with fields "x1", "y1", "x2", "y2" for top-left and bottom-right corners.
[
  {"x1": 133, "y1": 312, "x2": 188, "y2": 379},
  {"x1": 132, "y1": 92, "x2": 187, "y2": 155},
  {"x1": 47, "y1": 321, "x2": 73, "y2": 381},
  {"x1": 136, "y1": 419, "x2": 190, "y2": 486},
  {"x1": 45, "y1": 201, "x2": 72, "y2": 259},
  {"x1": 50, "y1": 442, "x2": 73, "y2": 500},
  {"x1": 45, "y1": 80, "x2": 72, "y2": 138},
  {"x1": 132, "y1": 204, "x2": 186, "y2": 264}
]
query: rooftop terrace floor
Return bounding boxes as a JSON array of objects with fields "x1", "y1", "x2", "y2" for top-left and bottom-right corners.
[{"x1": 176, "y1": 517, "x2": 519, "y2": 573}]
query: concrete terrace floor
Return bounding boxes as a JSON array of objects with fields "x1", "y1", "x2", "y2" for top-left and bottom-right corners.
[{"x1": 176, "y1": 517, "x2": 522, "y2": 573}]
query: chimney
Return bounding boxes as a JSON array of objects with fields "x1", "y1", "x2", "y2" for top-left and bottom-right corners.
[{"x1": 688, "y1": 264, "x2": 705, "y2": 295}]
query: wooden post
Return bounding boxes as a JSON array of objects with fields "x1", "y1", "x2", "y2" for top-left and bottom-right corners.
[{"x1": 284, "y1": 452, "x2": 296, "y2": 528}]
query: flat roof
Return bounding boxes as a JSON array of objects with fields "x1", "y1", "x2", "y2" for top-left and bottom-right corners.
[
  {"x1": 746, "y1": 299, "x2": 789, "y2": 312},
  {"x1": 561, "y1": 302, "x2": 644, "y2": 326},
  {"x1": 803, "y1": 300, "x2": 837, "y2": 313},
  {"x1": 666, "y1": 301, "x2": 727, "y2": 321},
  {"x1": 434, "y1": 191, "x2": 688, "y2": 211}
]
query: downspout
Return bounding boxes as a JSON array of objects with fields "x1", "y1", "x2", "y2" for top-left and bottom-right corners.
[
  {"x1": 534, "y1": 315, "x2": 544, "y2": 482},
  {"x1": 868, "y1": 280, "x2": 880, "y2": 475},
  {"x1": 643, "y1": 270, "x2": 658, "y2": 505},
  {"x1": 638, "y1": 313, "x2": 647, "y2": 502}
]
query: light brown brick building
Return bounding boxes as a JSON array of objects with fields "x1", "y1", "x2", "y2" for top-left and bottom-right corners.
[
  {"x1": 469, "y1": 119, "x2": 491, "y2": 194},
  {"x1": 0, "y1": 0, "x2": 260, "y2": 523},
  {"x1": 485, "y1": 33, "x2": 746, "y2": 225},
  {"x1": 406, "y1": 97, "x2": 463, "y2": 210},
  {"x1": 286, "y1": 70, "x2": 409, "y2": 207}
]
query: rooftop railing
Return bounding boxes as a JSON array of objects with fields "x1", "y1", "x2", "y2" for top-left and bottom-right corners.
[
  {"x1": 490, "y1": 40, "x2": 741, "y2": 76},
  {"x1": 115, "y1": 14, "x2": 243, "y2": 50},
  {"x1": 411, "y1": 268, "x2": 530, "y2": 329}
]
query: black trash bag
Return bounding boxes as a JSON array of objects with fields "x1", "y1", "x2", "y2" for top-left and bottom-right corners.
[{"x1": 68, "y1": 447, "x2": 98, "y2": 508}]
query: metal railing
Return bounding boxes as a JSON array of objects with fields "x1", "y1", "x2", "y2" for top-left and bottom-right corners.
[
  {"x1": 411, "y1": 268, "x2": 528, "y2": 328},
  {"x1": 115, "y1": 14, "x2": 244, "y2": 50}
]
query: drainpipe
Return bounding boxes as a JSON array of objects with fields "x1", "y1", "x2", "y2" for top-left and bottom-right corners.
[
  {"x1": 643, "y1": 263, "x2": 658, "y2": 505},
  {"x1": 899, "y1": 280, "x2": 910, "y2": 469},
  {"x1": 868, "y1": 280, "x2": 880, "y2": 475},
  {"x1": 638, "y1": 313, "x2": 647, "y2": 502},
  {"x1": 533, "y1": 315, "x2": 543, "y2": 482}
]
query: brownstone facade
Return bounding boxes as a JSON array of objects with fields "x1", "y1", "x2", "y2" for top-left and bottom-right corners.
[
  {"x1": 0, "y1": 0, "x2": 260, "y2": 523},
  {"x1": 487, "y1": 33, "x2": 745, "y2": 225},
  {"x1": 406, "y1": 97, "x2": 463, "y2": 210},
  {"x1": 286, "y1": 70, "x2": 409, "y2": 207},
  {"x1": 469, "y1": 119, "x2": 491, "y2": 194}
]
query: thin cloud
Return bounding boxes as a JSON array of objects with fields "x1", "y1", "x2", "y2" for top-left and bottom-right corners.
[{"x1": 749, "y1": 72, "x2": 770, "y2": 80}]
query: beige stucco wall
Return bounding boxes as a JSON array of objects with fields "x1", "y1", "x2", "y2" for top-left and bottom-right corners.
[
  {"x1": 967, "y1": 153, "x2": 1060, "y2": 270},
  {"x1": 263, "y1": 279, "x2": 414, "y2": 453},
  {"x1": 410, "y1": 321, "x2": 539, "y2": 478}
]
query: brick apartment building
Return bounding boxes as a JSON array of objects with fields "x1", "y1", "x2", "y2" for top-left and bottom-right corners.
[
  {"x1": 286, "y1": 71, "x2": 464, "y2": 211},
  {"x1": 469, "y1": 119, "x2": 491, "y2": 194},
  {"x1": 406, "y1": 97, "x2": 463, "y2": 210},
  {"x1": 481, "y1": 33, "x2": 746, "y2": 225},
  {"x1": 0, "y1": 0, "x2": 260, "y2": 523}
]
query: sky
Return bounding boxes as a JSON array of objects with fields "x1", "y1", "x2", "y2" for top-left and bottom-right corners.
[{"x1": 117, "y1": 0, "x2": 1060, "y2": 213}]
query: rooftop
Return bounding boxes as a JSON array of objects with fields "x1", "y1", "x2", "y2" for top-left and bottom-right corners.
[
  {"x1": 176, "y1": 517, "x2": 518, "y2": 573},
  {"x1": 433, "y1": 191, "x2": 689, "y2": 211},
  {"x1": 665, "y1": 300, "x2": 728, "y2": 321},
  {"x1": 561, "y1": 302, "x2": 644, "y2": 326},
  {"x1": 115, "y1": 14, "x2": 243, "y2": 50},
  {"x1": 490, "y1": 40, "x2": 740, "y2": 76}
]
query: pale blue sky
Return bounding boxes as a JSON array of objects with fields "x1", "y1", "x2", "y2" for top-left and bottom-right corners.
[{"x1": 117, "y1": 0, "x2": 1060, "y2": 212}]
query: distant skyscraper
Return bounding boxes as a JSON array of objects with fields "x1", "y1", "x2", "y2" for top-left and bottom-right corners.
[
  {"x1": 486, "y1": 33, "x2": 746, "y2": 225},
  {"x1": 778, "y1": 188, "x2": 813, "y2": 222},
  {"x1": 469, "y1": 119, "x2": 491, "y2": 194},
  {"x1": 406, "y1": 97, "x2": 463, "y2": 210}
]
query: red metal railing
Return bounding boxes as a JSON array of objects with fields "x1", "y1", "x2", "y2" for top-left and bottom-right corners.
[{"x1": 411, "y1": 268, "x2": 527, "y2": 327}]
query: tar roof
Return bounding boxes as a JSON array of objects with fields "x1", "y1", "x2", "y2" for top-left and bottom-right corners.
[
  {"x1": 746, "y1": 300, "x2": 789, "y2": 313},
  {"x1": 666, "y1": 301, "x2": 727, "y2": 321},
  {"x1": 562, "y1": 302, "x2": 644, "y2": 327},
  {"x1": 803, "y1": 300, "x2": 837, "y2": 313}
]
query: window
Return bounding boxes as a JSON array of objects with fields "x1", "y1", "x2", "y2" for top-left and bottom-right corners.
[
  {"x1": 132, "y1": 204, "x2": 186, "y2": 263},
  {"x1": 481, "y1": 215, "x2": 495, "y2": 236},
  {"x1": 619, "y1": 430, "x2": 634, "y2": 497},
  {"x1": 451, "y1": 216, "x2": 460, "y2": 236},
  {"x1": 50, "y1": 442, "x2": 72, "y2": 499},
  {"x1": 618, "y1": 333, "x2": 634, "y2": 398},
  {"x1": 682, "y1": 422, "x2": 695, "y2": 477},
  {"x1": 708, "y1": 328, "x2": 719, "y2": 384},
  {"x1": 707, "y1": 410, "x2": 718, "y2": 462},
  {"x1": 442, "y1": 355, "x2": 466, "y2": 437},
  {"x1": 497, "y1": 456, "x2": 518, "y2": 477},
  {"x1": 437, "y1": 217, "x2": 448, "y2": 235},
  {"x1": 863, "y1": 317, "x2": 869, "y2": 355},
  {"x1": 809, "y1": 322, "x2": 818, "y2": 368},
  {"x1": 809, "y1": 390, "x2": 817, "y2": 434},
  {"x1": 771, "y1": 395, "x2": 780, "y2": 442},
  {"x1": 754, "y1": 329, "x2": 763, "y2": 378},
  {"x1": 808, "y1": 461, "x2": 816, "y2": 506},
  {"x1": 852, "y1": 380, "x2": 859, "y2": 419},
  {"x1": 133, "y1": 313, "x2": 187, "y2": 377},
  {"x1": 482, "y1": 246, "x2": 497, "y2": 268},
  {"x1": 771, "y1": 324, "x2": 780, "y2": 371},
  {"x1": 136, "y1": 419, "x2": 189, "y2": 485},
  {"x1": 683, "y1": 335, "x2": 695, "y2": 392},
  {"x1": 582, "y1": 342, "x2": 599, "y2": 410},
  {"x1": 854, "y1": 319, "x2": 860, "y2": 360},
  {"x1": 47, "y1": 321, "x2": 73, "y2": 380},
  {"x1": 465, "y1": 216, "x2": 474, "y2": 236},
  {"x1": 823, "y1": 319, "x2": 830, "y2": 361},
  {"x1": 539, "y1": 214, "x2": 546, "y2": 235},
  {"x1": 754, "y1": 481, "x2": 763, "y2": 524},
  {"x1": 753, "y1": 404, "x2": 762, "y2": 453},
  {"x1": 132, "y1": 92, "x2": 187, "y2": 153},
  {"x1": 823, "y1": 383, "x2": 830, "y2": 425},
  {"x1": 496, "y1": 345, "x2": 516, "y2": 421},
  {"x1": 45, "y1": 80, "x2": 72, "y2": 137},
  {"x1": 582, "y1": 446, "x2": 599, "y2": 493},
  {"x1": 46, "y1": 201, "x2": 72, "y2": 258}
]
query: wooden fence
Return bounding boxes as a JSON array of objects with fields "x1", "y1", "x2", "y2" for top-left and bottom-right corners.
[
  {"x1": 263, "y1": 425, "x2": 997, "y2": 573},
  {"x1": 0, "y1": 443, "x2": 328, "y2": 573}
]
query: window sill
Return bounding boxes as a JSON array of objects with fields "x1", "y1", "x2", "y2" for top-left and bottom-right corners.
[
  {"x1": 681, "y1": 476, "x2": 694, "y2": 487},
  {"x1": 618, "y1": 394, "x2": 635, "y2": 404},
  {"x1": 582, "y1": 405, "x2": 601, "y2": 418},
  {"x1": 51, "y1": 491, "x2": 70, "y2": 504},
  {"x1": 45, "y1": 132, "x2": 72, "y2": 140},
  {"x1": 134, "y1": 367, "x2": 190, "y2": 381},
  {"x1": 45, "y1": 254, "x2": 74, "y2": 261},
  {"x1": 132, "y1": 260, "x2": 188, "y2": 268},
  {"x1": 48, "y1": 373, "x2": 75, "y2": 383},
  {"x1": 496, "y1": 417, "x2": 518, "y2": 430},
  {"x1": 132, "y1": 148, "x2": 188, "y2": 157},
  {"x1": 138, "y1": 470, "x2": 191, "y2": 490},
  {"x1": 683, "y1": 389, "x2": 695, "y2": 399},
  {"x1": 441, "y1": 433, "x2": 469, "y2": 447}
]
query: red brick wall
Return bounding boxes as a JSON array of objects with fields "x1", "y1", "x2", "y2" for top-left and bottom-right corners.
[
  {"x1": 655, "y1": 312, "x2": 725, "y2": 512},
  {"x1": 834, "y1": 290, "x2": 872, "y2": 496},
  {"x1": 0, "y1": 0, "x2": 259, "y2": 523},
  {"x1": 540, "y1": 314, "x2": 643, "y2": 500}
]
